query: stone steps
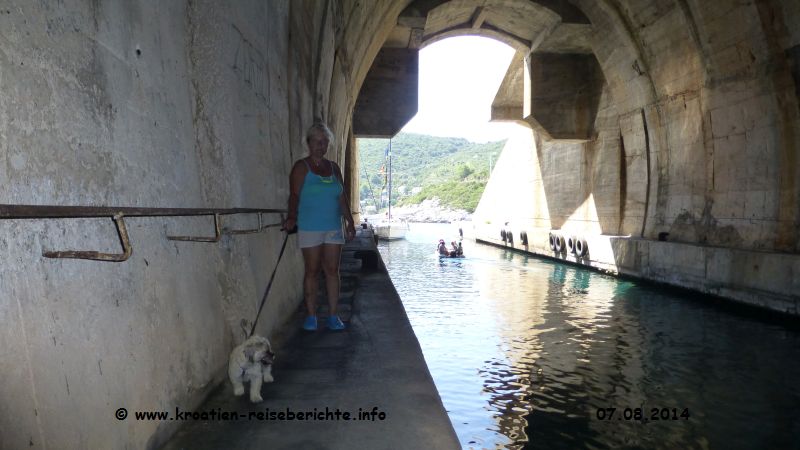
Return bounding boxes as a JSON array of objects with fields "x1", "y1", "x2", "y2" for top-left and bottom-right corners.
[
  {"x1": 305, "y1": 248, "x2": 361, "y2": 314},
  {"x1": 340, "y1": 258, "x2": 362, "y2": 273},
  {"x1": 296, "y1": 234, "x2": 378, "y2": 325}
]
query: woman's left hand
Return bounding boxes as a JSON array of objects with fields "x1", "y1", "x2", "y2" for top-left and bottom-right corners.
[{"x1": 345, "y1": 223, "x2": 356, "y2": 242}]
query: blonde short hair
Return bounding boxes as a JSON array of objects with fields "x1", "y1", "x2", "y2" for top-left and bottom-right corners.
[{"x1": 305, "y1": 122, "x2": 334, "y2": 145}]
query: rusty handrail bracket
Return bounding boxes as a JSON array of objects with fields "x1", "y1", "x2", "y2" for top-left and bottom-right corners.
[
  {"x1": 224, "y1": 212, "x2": 285, "y2": 235},
  {"x1": 260, "y1": 222, "x2": 284, "y2": 230},
  {"x1": 1, "y1": 204, "x2": 287, "y2": 261},
  {"x1": 224, "y1": 212, "x2": 263, "y2": 235},
  {"x1": 43, "y1": 214, "x2": 133, "y2": 262},
  {"x1": 261, "y1": 212, "x2": 286, "y2": 231},
  {"x1": 167, "y1": 214, "x2": 222, "y2": 242}
]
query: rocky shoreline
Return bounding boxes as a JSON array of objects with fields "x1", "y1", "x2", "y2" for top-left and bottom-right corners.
[{"x1": 367, "y1": 198, "x2": 472, "y2": 223}]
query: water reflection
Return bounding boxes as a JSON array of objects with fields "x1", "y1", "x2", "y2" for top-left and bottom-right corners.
[{"x1": 379, "y1": 224, "x2": 800, "y2": 449}]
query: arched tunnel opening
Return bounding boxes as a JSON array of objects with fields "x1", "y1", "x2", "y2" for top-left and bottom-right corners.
[
  {"x1": 355, "y1": 35, "x2": 516, "y2": 222},
  {"x1": 351, "y1": 0, "x2": 800, "y2": 311}
]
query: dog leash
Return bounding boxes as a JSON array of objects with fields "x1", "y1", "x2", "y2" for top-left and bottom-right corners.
[{"x1": 248, "y1": 227, "x2": 293, "y2": 337}]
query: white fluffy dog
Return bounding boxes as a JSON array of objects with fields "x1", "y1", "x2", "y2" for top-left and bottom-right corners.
[{"x1": 228, "y1": 335, "x2": 275, "y2": 403}]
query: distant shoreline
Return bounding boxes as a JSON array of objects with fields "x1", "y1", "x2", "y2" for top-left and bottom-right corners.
[{"x1": 363, "y1": 198, "x2": 472, "y2": 224}]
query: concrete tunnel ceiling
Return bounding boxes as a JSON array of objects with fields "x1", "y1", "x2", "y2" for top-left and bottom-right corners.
[
  {"x1": 353, "y1": 0, "x2": 600, "y2": 138},
  {"x1": 348, "y1": 0, "x2": 799, "y2": 256}
]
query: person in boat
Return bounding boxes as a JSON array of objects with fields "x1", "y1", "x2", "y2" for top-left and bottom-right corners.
[
  {"x1": 456, "y1": 241, "x2": 463, "y2": 256},
  {"x1": 283, "y1": 122, "x2": 356, "y2": 332},
  {"x1": 437, "y1": 239, "x2": 449, "y2": 256},
  {"x1": 450, "y1": 241, "x2": 459, "y2": 257}
]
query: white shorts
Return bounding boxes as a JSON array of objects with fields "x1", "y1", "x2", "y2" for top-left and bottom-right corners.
[{"x1": 297, "y1": 229, "x2": 345, "y2": 248}]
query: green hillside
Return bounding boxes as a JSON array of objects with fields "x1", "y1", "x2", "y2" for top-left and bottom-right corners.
[{"x1": 357, "y1": 133, "x2": 505, "y2": 213}]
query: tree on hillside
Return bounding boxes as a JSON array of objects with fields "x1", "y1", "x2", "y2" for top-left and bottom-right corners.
[{"x1": 456, "y1": 164, "x2": 474, "y2": 180}]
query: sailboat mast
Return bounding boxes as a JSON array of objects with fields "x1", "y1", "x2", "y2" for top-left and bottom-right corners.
[{"x1": 387, "y1": 138, "x2": 392, "y2": 220}]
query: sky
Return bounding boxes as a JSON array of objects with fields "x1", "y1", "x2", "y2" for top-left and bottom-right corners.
[{"x1": 401, "y1": 36, "x2": 517, "y2": 143}]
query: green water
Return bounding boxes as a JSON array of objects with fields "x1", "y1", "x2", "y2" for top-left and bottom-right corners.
[{"x1": 378, "y1": 223, "x2": 800, "y2": 449}]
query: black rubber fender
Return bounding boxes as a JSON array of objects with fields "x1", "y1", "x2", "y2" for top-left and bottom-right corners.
[
  {"x1": 554, "y1": 235, "x2": 564, "y2": 252},
  {"x1": 576, "y1": 238, "x2": 588, "y2": 257},
  {"x1": 567, "y1": 236, "x2": 576, "y2": 254}
]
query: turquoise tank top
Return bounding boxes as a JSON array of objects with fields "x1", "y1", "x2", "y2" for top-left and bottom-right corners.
[{"x1": 297, "y1": 159, "x2": 343, "y2": 231}]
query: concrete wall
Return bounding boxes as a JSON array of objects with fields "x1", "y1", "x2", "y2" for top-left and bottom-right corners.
[
  {"x1": 0, "y1": 1, "x2": 408, "y2": 448},
  {"x1": 0, "y1": 2, "x2": 302, "y2": 449},
  {"x1": 474, "y1": 0, "x2": 799, "y2": 314}
]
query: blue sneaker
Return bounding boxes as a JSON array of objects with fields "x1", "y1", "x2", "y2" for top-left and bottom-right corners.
[
  {"x1": 302, "y1": 316, "x2": 317, "y2": 331},
  {"x1": 327, "y1": 315, "x2": 345, "y2": 330}
]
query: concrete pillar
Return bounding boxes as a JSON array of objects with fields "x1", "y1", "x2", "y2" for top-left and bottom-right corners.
[
  {"x1": 353, "y1": 48, "x2": 419, "y2": 138},
  {"x1": 524, "y1": 52, "x2": 604, "y2": 141},
  {"x1": 344, "y1": 128, "x2": 361, "y2": 223}
]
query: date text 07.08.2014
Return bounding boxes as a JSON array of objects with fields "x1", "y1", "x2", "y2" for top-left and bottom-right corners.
[{"x1": 595, "y1": 407, "x2": 690, "y2": 423}]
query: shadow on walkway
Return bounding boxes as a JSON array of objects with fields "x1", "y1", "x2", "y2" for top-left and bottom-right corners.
[{"x1": 160, "y1": 231, "x2": 458, "y2": 450}]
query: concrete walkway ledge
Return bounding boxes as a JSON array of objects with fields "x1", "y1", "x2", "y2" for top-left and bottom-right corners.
[{"x1": 161, "y1": 230, "x2": 459, "y2": 449}]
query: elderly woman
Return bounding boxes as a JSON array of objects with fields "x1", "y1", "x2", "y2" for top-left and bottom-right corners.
[{"x1": 283, "y1": 122, "x2": 356, "y2": 331}]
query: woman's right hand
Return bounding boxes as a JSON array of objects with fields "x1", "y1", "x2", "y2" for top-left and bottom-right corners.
[{"x1": 282, "y1": 217, "x2": 297, "y2": 233}]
